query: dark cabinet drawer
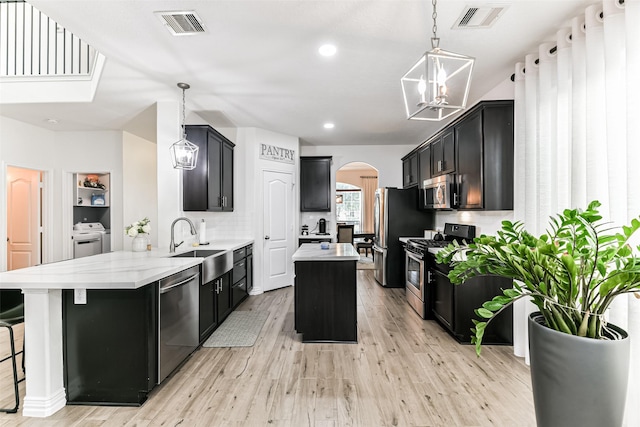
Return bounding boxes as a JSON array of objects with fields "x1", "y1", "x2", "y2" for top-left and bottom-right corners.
[
  {"x1": 233, "y1": 247, "x2": 246, "y2": 262},
  {"x1": 232, "y1": 278, "x2": 247, "y2": 307},
  {"x1": 233, "y1": 259, "x2": 246, "y2": 284}
]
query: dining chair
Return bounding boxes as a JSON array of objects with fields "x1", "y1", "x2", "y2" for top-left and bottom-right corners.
[
  {"x1": 355, "y1": 238, "x2": 374, "y2": 260},
  {"x1": 337, "y1": 224, "x2": 354, "y2": 245}
]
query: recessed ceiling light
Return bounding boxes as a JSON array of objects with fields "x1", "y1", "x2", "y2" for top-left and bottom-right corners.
[
  {"x1": 318, "y1": 44, "x2": 337, "y2": 57},
  {"x1": 323, "y1": 123, "x2": 335, "y2": 129},
  {"x1": 45, "y1": 118, "x2": 58, "y2": 124}
]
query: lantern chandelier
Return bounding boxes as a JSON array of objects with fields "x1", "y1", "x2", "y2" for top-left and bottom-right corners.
[
  {"x1": 401, "y1": 0, "x2": 474, "y2": 121},
  {"x1": 170, "y1": 82, "x2": 199, "y2": 170}
]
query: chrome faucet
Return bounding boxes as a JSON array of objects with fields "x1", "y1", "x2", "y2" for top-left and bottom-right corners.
[{"x1": 169, "y1": 217, "x2": 197, "y2": 253}]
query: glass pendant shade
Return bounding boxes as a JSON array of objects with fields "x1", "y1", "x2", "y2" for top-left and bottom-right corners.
[
  {"x1": 170, "y1": 134, "x2": 199, "y2": 170},
  {"x1": 170, "y1": 82, "x2": 199, "y2": 170},
  {"x1": 401, "y1": 48, "x2": 474, "y2": 121}
]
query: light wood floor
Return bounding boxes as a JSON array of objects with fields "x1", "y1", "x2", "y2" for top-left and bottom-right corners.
[{"x1": 0, "y1": 270, "x2": 535, "y2": 426}]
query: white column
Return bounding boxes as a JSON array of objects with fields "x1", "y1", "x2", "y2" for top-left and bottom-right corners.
[
  {"x1": 21, "y1": 289, "x2": 66, "y2": 417},
  {"x1": 156, "y1": 100, "x2": 182, "y2": 249}
]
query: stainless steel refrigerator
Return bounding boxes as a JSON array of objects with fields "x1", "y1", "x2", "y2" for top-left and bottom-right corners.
[{"x1": 373, "y1": 187, "x2": 434, "y2": 287}]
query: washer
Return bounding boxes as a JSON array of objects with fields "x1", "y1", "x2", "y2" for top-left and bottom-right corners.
[{"x1": 73, "y1": 222, "x2": 107, "y2": 258}]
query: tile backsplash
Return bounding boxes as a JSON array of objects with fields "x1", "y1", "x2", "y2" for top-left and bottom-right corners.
[
  {"x1": 434, "y1": 210, "x2": 515, "y2": 237},
  {"x1": 184, "y1": 212, "x2": 253, "y2": 243}
]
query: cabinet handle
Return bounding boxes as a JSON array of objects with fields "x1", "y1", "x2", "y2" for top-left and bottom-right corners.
[
  {"x1": 427, "y1": 271, "x2": 432, "y2": 284},
  {"x1": 453, "y1": 193, "x2": 459, "y2": 206},
  {"x1": 265, "y1": 235, "x2": 270, "y2": 240},
  {"x1": 438, "y1": 160, "x2": 442, "y2": 172}
]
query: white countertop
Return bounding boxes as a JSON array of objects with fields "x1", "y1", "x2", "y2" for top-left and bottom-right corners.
[
  {"x1": 292, "y1": 243, "x2": 360, "y2": 261},
  {"x1": 0, "y1": 238, "x2": 253, "y2": 290}
]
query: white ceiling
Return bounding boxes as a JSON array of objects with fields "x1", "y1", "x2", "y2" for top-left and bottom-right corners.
[{"x1": 1, "y1": 0, "x2": 590, "y2": 146}]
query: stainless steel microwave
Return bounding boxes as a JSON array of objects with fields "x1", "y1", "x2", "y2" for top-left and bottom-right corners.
[{"x1": 422, "y1": 174, "x2": 455, "y2": 209}]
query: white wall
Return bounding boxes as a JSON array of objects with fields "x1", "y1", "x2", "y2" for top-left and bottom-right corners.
[
  {"x1": 0, "y1": 116, "x2": 123, "y2": 266},
  {"x1": 300, "y1": 143, "x2": 415, "y2": 233},
  {"x1": 54, "y1": 130, "x2": 123, "y2": 253},
  {"x1": 123, "y1": 131, "x2": 158, "y2": 248},
  {"x1": 241, "y1": 127, "x2": 299, "y2": 294}
]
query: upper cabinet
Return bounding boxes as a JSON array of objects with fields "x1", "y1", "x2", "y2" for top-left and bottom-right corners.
[
  {"x1": 183, "y1": 125, "x2": 235, "y2": 212},
  {"x1": 454, "y1": 101, "x2": 514, "y2": 210},
  {"x1": 401, "y1": 152, "x2": 418, "y2": 188},
  {"x1": 431, "y1": 129, "x2": 455, "y2": 177},
  {"x1": 300, "y1": 156, "x2": 332, "y2": 212},
  {"x1": 74, "y1": 173, "x2": 110, "y2": 207},
  {"x1": 403, "y1": 100, "x2": 514, "y2": 211},
  {"x1": 455, "y1": 110, "x2": 483, "y2": 209}
]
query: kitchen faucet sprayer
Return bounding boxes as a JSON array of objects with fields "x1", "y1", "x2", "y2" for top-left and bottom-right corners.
[{"x1": 169, "y1": 217, "x2": 197, "y2": 253}]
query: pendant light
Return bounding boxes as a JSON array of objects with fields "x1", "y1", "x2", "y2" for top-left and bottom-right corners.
[
  {"x1": 170, "y1": 82, "x2": 199, "y2": 170},
  {"x1": 401, "y1": 0, "x2": 474, "y2": 121}
]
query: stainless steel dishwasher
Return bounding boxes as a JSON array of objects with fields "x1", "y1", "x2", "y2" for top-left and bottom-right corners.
[{"x1": 158, "y1": 265, "x2": 200, "y2": 382}]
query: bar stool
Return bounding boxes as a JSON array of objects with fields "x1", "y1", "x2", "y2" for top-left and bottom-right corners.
[{"x1": 0, "y1": 301, "x2": 25, "y2": 413}]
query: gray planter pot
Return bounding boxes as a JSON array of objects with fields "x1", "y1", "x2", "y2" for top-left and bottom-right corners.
[{"x1": 528, "y1": 312, "x2": 630, "y2": 427}]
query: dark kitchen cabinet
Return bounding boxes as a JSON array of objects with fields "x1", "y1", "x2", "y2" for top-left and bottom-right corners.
[
  {"x1": 432, "y1": 269, "x2": 454, "y2": 330},
  {"x1": 246, "y1": 249, "x2": 253, "y2": 294},
  {"x1": 402, "y1": 152, "x2": 418, "y2": 188},
  {"x1": 300, "y1": 156, "x2": 332, "y2": 211},
  {"x1": 216, "y1": 271, "x2": 233, "y2": 323},
  {"x1": 199, "y1": 279, "x2": 217, "y2": 343},
  {"x1": 455, "y1": 110, "x2": 483, "y2": 209},
  {"x1": 428, "y1": 253, "x2": 512, "y2": 345},
  {"x1": 294, "y1": 259, "x2": 357, "y2": 342},
  {"x1": 183, "y1": 125, "x2": 234, "y2": 212},
  {"x1": 455, "y1": 102, "x2": 514, "y2": 210},
  {"x1": 232, "y1": 245, "x2": 252, "y2": 307},
  {"x1": 431, "y1": 129, "x2": 455, "y2": 176},
  {"x1": 418, "y1": 144, "x2": 432, "y2": 183},
  {"x1": 62, "y1": 284, "x2": 158, "y2": 405},
  {"x1": 417, "y1": 145, "x2": 432, "y2": 207}
]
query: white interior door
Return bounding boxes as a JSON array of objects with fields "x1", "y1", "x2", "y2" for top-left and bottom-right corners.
[
  {"x1": 263, "y1": 170, "x2": 294, "y2": 292},
  {"x1": 6, "y1": 166, "x2": 41, "y2": 270}
]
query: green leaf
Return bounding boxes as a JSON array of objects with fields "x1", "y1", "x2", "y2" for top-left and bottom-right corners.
[
  {"x1": 482, "y1": 301, "x2": 503, "y2": 311},
  {"x1": 475, "y1": 308, "x2": 494, "y2": 319},
  {"x1": 503, "y1": 289, "x2": 519, "y2": 298},
  {"x1": 492, "y1": 296, "x2": 511, "y2": 304}
]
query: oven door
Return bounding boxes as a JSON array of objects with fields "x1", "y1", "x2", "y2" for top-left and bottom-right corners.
[{"x1": 405, "y1": 250, "x2": 427, "y2": 318}]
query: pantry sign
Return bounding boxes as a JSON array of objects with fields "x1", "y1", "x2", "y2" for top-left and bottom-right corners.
[{"x1": 259, "y1": 143, "x2": 295, "y2": 164}]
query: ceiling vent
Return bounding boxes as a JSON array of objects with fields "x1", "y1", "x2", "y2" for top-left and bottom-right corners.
[
  {"x1": 155, "y1": 11, "x2": 206, "y2": 36},
  {"x1": 453, "y1": 5, "x2": 507, "y2": 29}
]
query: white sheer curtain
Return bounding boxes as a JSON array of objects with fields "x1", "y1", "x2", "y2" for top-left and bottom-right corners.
[
  {"x1": 360, "y1": 176, "x2": 378, "y2": 233},
  {"x1": 512, "y1": 1, "x2": 639, "y2": 424}
]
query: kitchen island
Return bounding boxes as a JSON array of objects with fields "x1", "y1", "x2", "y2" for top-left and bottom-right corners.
[
  {"x1": 0, "y1": 240, "x2": 251, "y2": 418},
  {"x1": 292, "y1": 243, "x2": 359, "y2": 343}
]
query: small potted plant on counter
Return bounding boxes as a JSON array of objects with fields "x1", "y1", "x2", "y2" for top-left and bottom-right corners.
[{"x1": 436, "y1": 201, "x2": 640, "y2": 427}]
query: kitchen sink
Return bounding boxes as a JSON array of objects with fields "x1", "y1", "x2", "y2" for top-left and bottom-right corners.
[
  {"x1": 170, "y1": 249, "x2": 232, "y2": 283},
  {"x1": 171, "y1": 249, "x2": 226, "y2": 258}
]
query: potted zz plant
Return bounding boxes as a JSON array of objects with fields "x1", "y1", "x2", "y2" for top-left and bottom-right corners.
[{"x1": 436, "y1": 201, "x2": 640, "y2": 427}]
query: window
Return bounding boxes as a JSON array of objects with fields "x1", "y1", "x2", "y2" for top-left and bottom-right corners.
[{"x1": 336, "y1": 182, "x2": 362, "y2": 233}]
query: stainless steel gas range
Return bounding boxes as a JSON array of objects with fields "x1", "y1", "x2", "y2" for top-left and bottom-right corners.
[{"x1": 404, "y1": 223, "x2": 476, "y2": 320}]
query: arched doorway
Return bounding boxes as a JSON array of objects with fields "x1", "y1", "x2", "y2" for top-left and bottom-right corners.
[{"x1": 335, "y1": 162, "x2": 378, "y2": 233}]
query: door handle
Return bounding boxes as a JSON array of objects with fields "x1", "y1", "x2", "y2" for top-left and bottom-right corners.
[{"x1": 265, "y1": 235, "x2": 270, "y2": 240}]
